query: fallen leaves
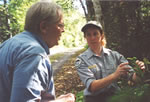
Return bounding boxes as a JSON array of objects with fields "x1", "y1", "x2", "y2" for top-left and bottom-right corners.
[{"x1": 54, "y1": 49, "x2": 85, "y2": 97}]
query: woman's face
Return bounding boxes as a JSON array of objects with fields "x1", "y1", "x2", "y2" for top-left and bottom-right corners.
[
  {"x1": 85, "y1": 27, "x2": 103, "y2": 50},
  {"x1": 40, "y1": 16, "x2": 64, "y2": 48}
]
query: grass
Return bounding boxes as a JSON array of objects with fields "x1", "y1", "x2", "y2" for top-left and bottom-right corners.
[
  {"x1": 50, "y1": 53, "x2": 65, "y2": 63},
  {"x1": 75, "y1": 90, "x2": 84, "y2": 102}
]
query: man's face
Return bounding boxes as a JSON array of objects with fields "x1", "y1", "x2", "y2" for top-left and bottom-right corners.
[{"x1": 41, "y1": 16, "x2": 64, "y2": 48}]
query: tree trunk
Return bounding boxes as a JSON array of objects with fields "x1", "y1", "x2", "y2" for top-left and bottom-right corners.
[
  {"x1": 79, "y1": 0, "x2": 88, "y2": 21},
  {"x1": 92, "y1": 0, "x2": 104, "y2": 28},
  {"x1": 85, "y1": 0, "x2": 95, "y2": 21}
]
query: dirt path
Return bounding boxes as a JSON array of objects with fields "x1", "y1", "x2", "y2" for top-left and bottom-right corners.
[
  {"x1": 50, "y1": 46, "x2": 85, "y2": 97},
  {"x1": 50, "y1": 46, "x2": 84, "y2": 75}
]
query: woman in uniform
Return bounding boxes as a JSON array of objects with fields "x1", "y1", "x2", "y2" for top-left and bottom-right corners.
[{"x1": 75, "y1": 21, "x2": 145, "y2": 102}]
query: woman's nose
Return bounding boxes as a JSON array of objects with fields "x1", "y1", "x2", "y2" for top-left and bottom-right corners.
[{"x1": 90, "y1": 34, "x2": 95, "y2": 39}]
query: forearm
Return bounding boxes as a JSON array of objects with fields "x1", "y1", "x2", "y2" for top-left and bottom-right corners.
[
  {"x1": 90, "y1": 73, "x2": 118, "y2": 92},
  {"x1": 90, "y1": 62, "x2": 132, "y2": 92}
]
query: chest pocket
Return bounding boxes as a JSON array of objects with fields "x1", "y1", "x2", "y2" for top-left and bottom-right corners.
[
  {"x1": 103, "y1": 55, "x2": 117, "y2": 76},
  {"x1": 105, "y1": 62, "x2": 116, "y2": 75},
  {"x1": 78, "y1": 56, "x2": 102, "y2": 79}
]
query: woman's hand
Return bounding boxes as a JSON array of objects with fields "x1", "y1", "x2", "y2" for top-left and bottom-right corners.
[
  {"x1": 131, "y1": 60, "x2": 145, "y2": 83},
  {"x1": 135, "y1": 60, "x2": 145, "y2": 71},
  {"x1": 114, "y1": 62, "x2": 131, "y2": 78}
]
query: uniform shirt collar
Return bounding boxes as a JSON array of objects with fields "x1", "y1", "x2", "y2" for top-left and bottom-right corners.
[
  {"x1": 25, "y1": 31, "x2": 50, "y2": 54},
  {"x1": 87, "y1": 47, "x2": 110, "y2": 59}
]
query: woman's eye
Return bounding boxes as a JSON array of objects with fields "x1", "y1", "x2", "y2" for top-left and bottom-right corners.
[
  {"x1": 87, "y1": 33, "x2": 91, "y2": 37},
  {"x1": 94, "y1": 32, "x2": 98, "y2": 36}
]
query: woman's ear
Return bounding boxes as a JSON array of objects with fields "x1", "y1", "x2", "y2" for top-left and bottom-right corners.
[
  {"x1": 101, "y1": 33, "x2": 104, "y2": 39},
  {"x1": 101, "y1": 34, "x2": 106, "y2": 47}
]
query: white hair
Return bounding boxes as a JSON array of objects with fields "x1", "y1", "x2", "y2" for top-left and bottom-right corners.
[{"x1": 24, "y1": 1, "x2": 62, "y2": 34}]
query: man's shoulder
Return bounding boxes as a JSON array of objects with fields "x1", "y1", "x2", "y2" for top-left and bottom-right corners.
[
  {"x1": 14, "y1": 31, "x2": 37, "y2": 43},
  {"x1": 9, "y1": 32, "x2": 46, "y2": 56}
]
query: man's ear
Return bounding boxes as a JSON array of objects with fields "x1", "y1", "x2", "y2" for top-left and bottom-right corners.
[{"x1": 40, "y1": 21, "x2": 47, "y2": 33}]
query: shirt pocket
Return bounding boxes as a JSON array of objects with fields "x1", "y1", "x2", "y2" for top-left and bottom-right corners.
[{"x1": 105, "y1": 62, "x2": 116, "y2": 75}]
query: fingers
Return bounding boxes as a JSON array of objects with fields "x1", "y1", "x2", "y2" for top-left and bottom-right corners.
[
  {"x1": 119, "y1": 63, "x2": 131, "y2": 71},
  {"x1": 136, "y1": 60, "x2": 145, "y2": 70},
  {"x1": 136, "y1": 60, "x2": 144, "y2": 66},
  {"x1": 119, "y1": 62, "x2": 129, "y2": 67},
  {"x1": 115, "y1": 62, "x2": 131, "y2": 78},
  {"x1": 135, "y1": 60, "x2": 145, "y2": 73},
  {"x1": 57, "y1": 93, "x2": 75, "y2": 102},
  {"x1": 66, "y1": 93, "x2": 75, "y2": 102}
]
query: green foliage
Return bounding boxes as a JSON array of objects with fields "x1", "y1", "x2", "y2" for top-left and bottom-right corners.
[
  {"x1": 74, "y1": 57, "x2": 150, "y2": 102},
  {"x1": 0, "y1": 0, "x2": 86, "y2": 48},
  {"x1": 56, "y1": 0, "x2": 86, "y2": 48},
  {"x1": 0, "y1": 0, "x2": 37, "y2": 43},
  {"x1": 127, "y1": 57, "x2": 150, "y2": 83},
  {"x1": 108, "y1": 57, "x2": 150, "y2": 102},
  {"x1": 59, "y1": 11, "x2": 86, "y2": 47},
  {"x1": 127, "y1": 57, "x2": 144, "y2": 81},
  {"x1": 0, "y1": 4, "x2": 11, "y2": 42},
  {"x1": 108, "y1": 84, "x2": 150, "y2": 102},
  {"x1": 84, "y1": 43, "x2": 89, "y2": 49},
  {"x1": 56, "y1": 0, "x2": 73, "y2": 10},
  {"x1": 75, "y1": 90, "x2": 84, "y2": 102},
  {"x1": 8, "y1": 0, "x2": 37, "y2": 33}
]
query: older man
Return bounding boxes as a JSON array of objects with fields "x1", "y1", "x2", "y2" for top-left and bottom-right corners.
[{"x1": 0, "y1": 1, "x2": 75, "y2": 102}]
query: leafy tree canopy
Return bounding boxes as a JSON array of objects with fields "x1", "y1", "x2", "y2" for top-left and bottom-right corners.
[{"x1": 0, "y1": 0, "x2": 86, "y2": 47}]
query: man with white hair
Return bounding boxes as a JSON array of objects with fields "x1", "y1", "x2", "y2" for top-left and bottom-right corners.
[{"x1": 0, "y1": 1, "x2": 75, "y2": 102}]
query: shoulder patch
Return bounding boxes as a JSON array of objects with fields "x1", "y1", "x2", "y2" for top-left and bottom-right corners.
[{"x1": 75, "y1": 58, "x2": 82, "y2": 67}]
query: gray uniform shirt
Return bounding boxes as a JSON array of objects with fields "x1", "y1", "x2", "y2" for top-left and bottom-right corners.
[{"x1": 75, "y1": 47, "x2": 132, "y2": 96}]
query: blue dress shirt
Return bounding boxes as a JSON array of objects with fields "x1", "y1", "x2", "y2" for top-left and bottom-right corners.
[{"x1": 0, "y1": 31, "x2": 55, "y2": 102}]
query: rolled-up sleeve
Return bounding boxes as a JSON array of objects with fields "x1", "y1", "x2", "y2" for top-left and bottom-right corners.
[{"x1": 75, "y1": 58, "x2": 95, "y2": 91}]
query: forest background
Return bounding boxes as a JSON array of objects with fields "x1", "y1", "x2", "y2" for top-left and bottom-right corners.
[
  {"x1": 0, "y1": 0, "x2": 86, "y2": 48},
  {"x1": 0, "y1": 0, "x2": 150, "y2": 60},
  {"x1": 0, "y1": 0, "x2": 150, "y2": 102}
]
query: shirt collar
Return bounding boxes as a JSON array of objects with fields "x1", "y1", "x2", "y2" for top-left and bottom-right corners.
[
  {"x1": 24, "y1": 31, "x2": 50, "y2": 54},
  {"x1": 87, "y1": 47, "x2": 110, "y2": 59}
]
